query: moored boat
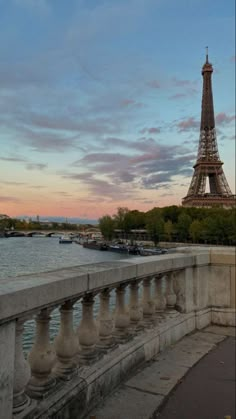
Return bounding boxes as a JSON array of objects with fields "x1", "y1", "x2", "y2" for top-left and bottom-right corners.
[
  {"x1": 108, "y1": 244, "x2": 129, "y2": 253},
  {"x1": 83, "y1": 240, "x2": 108, "y2": 250},
  {"x1": 59, "y1": 235, "x2": 73, "y2": 244},
  {"x1": 127, "y1": 245, "x2": 140, "y2": 255},
  {"x1": 139, "y1": 247, "x2": 168, "y2": 256}
]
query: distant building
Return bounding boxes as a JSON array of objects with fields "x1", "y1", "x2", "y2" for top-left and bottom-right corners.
[{"x1": 0, "y1": 214, "x2": 10, "y2": 220}]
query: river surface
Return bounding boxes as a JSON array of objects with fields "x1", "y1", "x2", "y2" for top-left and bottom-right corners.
[
  {"x1": 0, "y1": 236, "x2": 133, "y2": 278},
  {"x1": 0, "y1": 237, "x2": 135, "y2": 351}
]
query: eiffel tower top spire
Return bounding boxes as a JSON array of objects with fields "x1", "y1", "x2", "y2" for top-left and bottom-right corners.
[{"x1": 201, "y1": 47, "x2": 215, "y2": 131}]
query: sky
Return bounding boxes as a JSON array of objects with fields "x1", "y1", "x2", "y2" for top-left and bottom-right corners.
[{"x1": 0, "y1": 0, "x2": 235, "y2": 220}]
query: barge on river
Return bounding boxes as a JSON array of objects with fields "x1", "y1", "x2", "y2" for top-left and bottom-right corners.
[{"x1": 83, "y1": 241, "x2": 141, "y2": 255}]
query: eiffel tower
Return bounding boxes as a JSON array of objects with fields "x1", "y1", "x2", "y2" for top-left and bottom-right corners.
[{"x1": 182, "y1": 49, "x2": 235, "y2": 208}]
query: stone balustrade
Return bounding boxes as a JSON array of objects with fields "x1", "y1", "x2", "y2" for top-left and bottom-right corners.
[{"x1": 0, "y1": 247, "x2": 235, "y2": 419}]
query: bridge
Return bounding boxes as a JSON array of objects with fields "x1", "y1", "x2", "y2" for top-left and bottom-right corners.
[
  {"x1": 4, "y1": 228, "x2": 100, "y2": 237},
  {"x1": 0, "y1": 246, "x2": 235, "y2": 418},
  {"x1": 4, "y1": 230, "x2": 74, "y2": 237}
]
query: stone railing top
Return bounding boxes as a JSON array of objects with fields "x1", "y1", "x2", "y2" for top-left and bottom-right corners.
[
  {"x1": 176, "y1": 246, "x2": 236, "y2": 265},
  {"x1": 0, "y1": 247, "x2": 229, "y2": 324}
]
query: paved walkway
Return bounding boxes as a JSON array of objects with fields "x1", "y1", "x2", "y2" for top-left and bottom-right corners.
[{"x1": 88, "y1": 326, "x2": 235, "y2": 419}]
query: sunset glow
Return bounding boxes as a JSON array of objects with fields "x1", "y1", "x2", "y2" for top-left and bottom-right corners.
[{"x1": 0, "y1": 0, "x2": 235, "y2": 220}]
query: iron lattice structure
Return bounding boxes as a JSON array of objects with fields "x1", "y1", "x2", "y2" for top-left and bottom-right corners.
[{"x1": 182, "y1": 51, "x2": 235, "y2": 208}]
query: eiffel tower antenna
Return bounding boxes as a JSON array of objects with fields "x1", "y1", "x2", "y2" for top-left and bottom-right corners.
[
  {"x1": 206, "y1": 46, "x2": 208, "y2": 62},
  {"x1": 182, "y1": 52, "x2": 235, "y2": 208}
]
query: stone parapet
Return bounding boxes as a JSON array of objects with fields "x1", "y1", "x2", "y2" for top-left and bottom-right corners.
[{"x1": 0, "y1": 246, "x2": 235, "y2": 418}]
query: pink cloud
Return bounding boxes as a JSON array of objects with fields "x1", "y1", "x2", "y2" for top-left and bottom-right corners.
[
  {"x1": 177, "y1": 117, "x2": 199, "y2": 132},
  {"x1": 230, "y1": 56, "x2": 236, "y2": 62},
  {"x1": 139, "y1": 127, "x2": 161, "y2": 134},
  {"x1": 130, "y1": 153, "x2": 157, "y2": 164},
  {"x1": 215, "y1": 112, "x2": 235, "y2": 125},
  {"x1": 148, "y1": 127, "x2": 161, "y2": 134}
]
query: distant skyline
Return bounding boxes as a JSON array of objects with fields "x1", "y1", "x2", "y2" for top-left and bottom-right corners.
[{"x1": 0, "y1": 0, "x2": 235, "y2": 219}]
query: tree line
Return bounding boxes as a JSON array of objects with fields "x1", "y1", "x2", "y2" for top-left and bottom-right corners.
[
  {"x1": 0, "y1": 218, "x2": 93, "y2": 232},
  {"x1": 1, "y1": 206, "x2": 235, "y2": 245},
  {"x1": 99, "y1": 206, "x2": 236, "y2": 246}
]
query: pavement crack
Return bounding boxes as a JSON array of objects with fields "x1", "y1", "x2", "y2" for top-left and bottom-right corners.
[{"x1": 124, "y1": 384, "x2": 165, "y2": 397}]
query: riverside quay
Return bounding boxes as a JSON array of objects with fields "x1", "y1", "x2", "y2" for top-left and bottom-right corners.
[{"x1": 0, "y1": 246, "x2": 235, "y2": 418}]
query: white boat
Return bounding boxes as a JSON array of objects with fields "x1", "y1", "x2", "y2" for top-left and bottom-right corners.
[
  {"x1": 139, "y1": 247, "x2": 168, "y2": 256},
  {"x1": 59, "y1": 235, "x2": 73, "y2": 244}
]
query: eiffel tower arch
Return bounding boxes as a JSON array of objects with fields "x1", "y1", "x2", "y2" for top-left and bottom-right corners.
[{"x1": 182, "y1": 50, "x2": 235, "y2": 208}]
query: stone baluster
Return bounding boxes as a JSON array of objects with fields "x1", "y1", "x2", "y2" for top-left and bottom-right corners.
[
  {"x1": 13, "y1": 319, "x2": 31, "y2": 414},
  {"x1": 53, "y1": 300, "x2": 78, "y2": 380},
  {"x1": 97, "y1": 288, "x2": 115, "y2": 350},
  {"x1": 77, "y1": 294, "x2": 98, "y2": 364},
  {"x1": 113, "y1": 284, "x2": 130, "y2": 342},
  {"x1": 28, "y1": 308, "x2": 56, "y2": 398},
  {"x1": 129, "y1": 280, "x2": 143, "y2": 332},
  {"x1": 173, "y1": 269, "x2": 185, "y2": 313},
  {"x1": 154, "y1": 274, "x2": 166, "y2": 314},
  {"x1": 165, "y1": 272, "x2": 177, "y2": 313},
  {"x1": 142, "y1": 277, "x2": 155, "y2": 325}
]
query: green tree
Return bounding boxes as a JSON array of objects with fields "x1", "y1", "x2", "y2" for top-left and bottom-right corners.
[
  {"x1": 164, "y1": 220, "x2": 173, "y2": 242},
  {"x1": 99, "y1": 215, "x2": 115, "y2": 240},
  {"x1": 113, "y1": 207, "x2": 130, "y2": 230},
  {"x1": 145, "y1": 209, "x2": 164, "y2": 246},
  {"x1": 162, "y1": 205, "x2": 181, "y2": 223},
  {"x1": 228, "y1": 210, "x2": 236, "y2": 244},
  {"x1": 201, "y1": 211, "x2": 233, "y2": 244},
  {"x1": 176, "y1": 213, "x2": 192, "y2": 242},
  {"x1": 189, "y1": 219, "x2": 203, "y2": 243},
  {"x1": 125, "y1": 210, "x2": 146, "y2": 229}
]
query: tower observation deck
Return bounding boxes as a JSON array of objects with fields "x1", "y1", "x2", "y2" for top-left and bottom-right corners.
[{"x1": 182, "y1": 49, "x2": 235, "y2": 208}]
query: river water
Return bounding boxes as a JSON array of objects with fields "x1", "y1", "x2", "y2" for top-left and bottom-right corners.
[
  {"x1": 0, "y1": 237, "x2": 134, "y2": 351},
  {"x1": 0, "y1": 236, "x2": 132, "y2": 279}
]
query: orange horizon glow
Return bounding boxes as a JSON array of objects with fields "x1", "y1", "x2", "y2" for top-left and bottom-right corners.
[{"x1": 1, "y1": 194, "x2": 183, "y2": 219}]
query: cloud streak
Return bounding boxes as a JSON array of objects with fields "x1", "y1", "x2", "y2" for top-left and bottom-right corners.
[
  {"x1": 176, "y1": 117, "x2": 199, "y2": 132},
  {"x1": 0, "y1": 196, "x2": 21, "y2": 203},
  {"x1": 66, "y1": 137, "x2": 195, "y2": 196},
  {"x1": 26, "y1": 163, "x2": 48, "y2": 171}
]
